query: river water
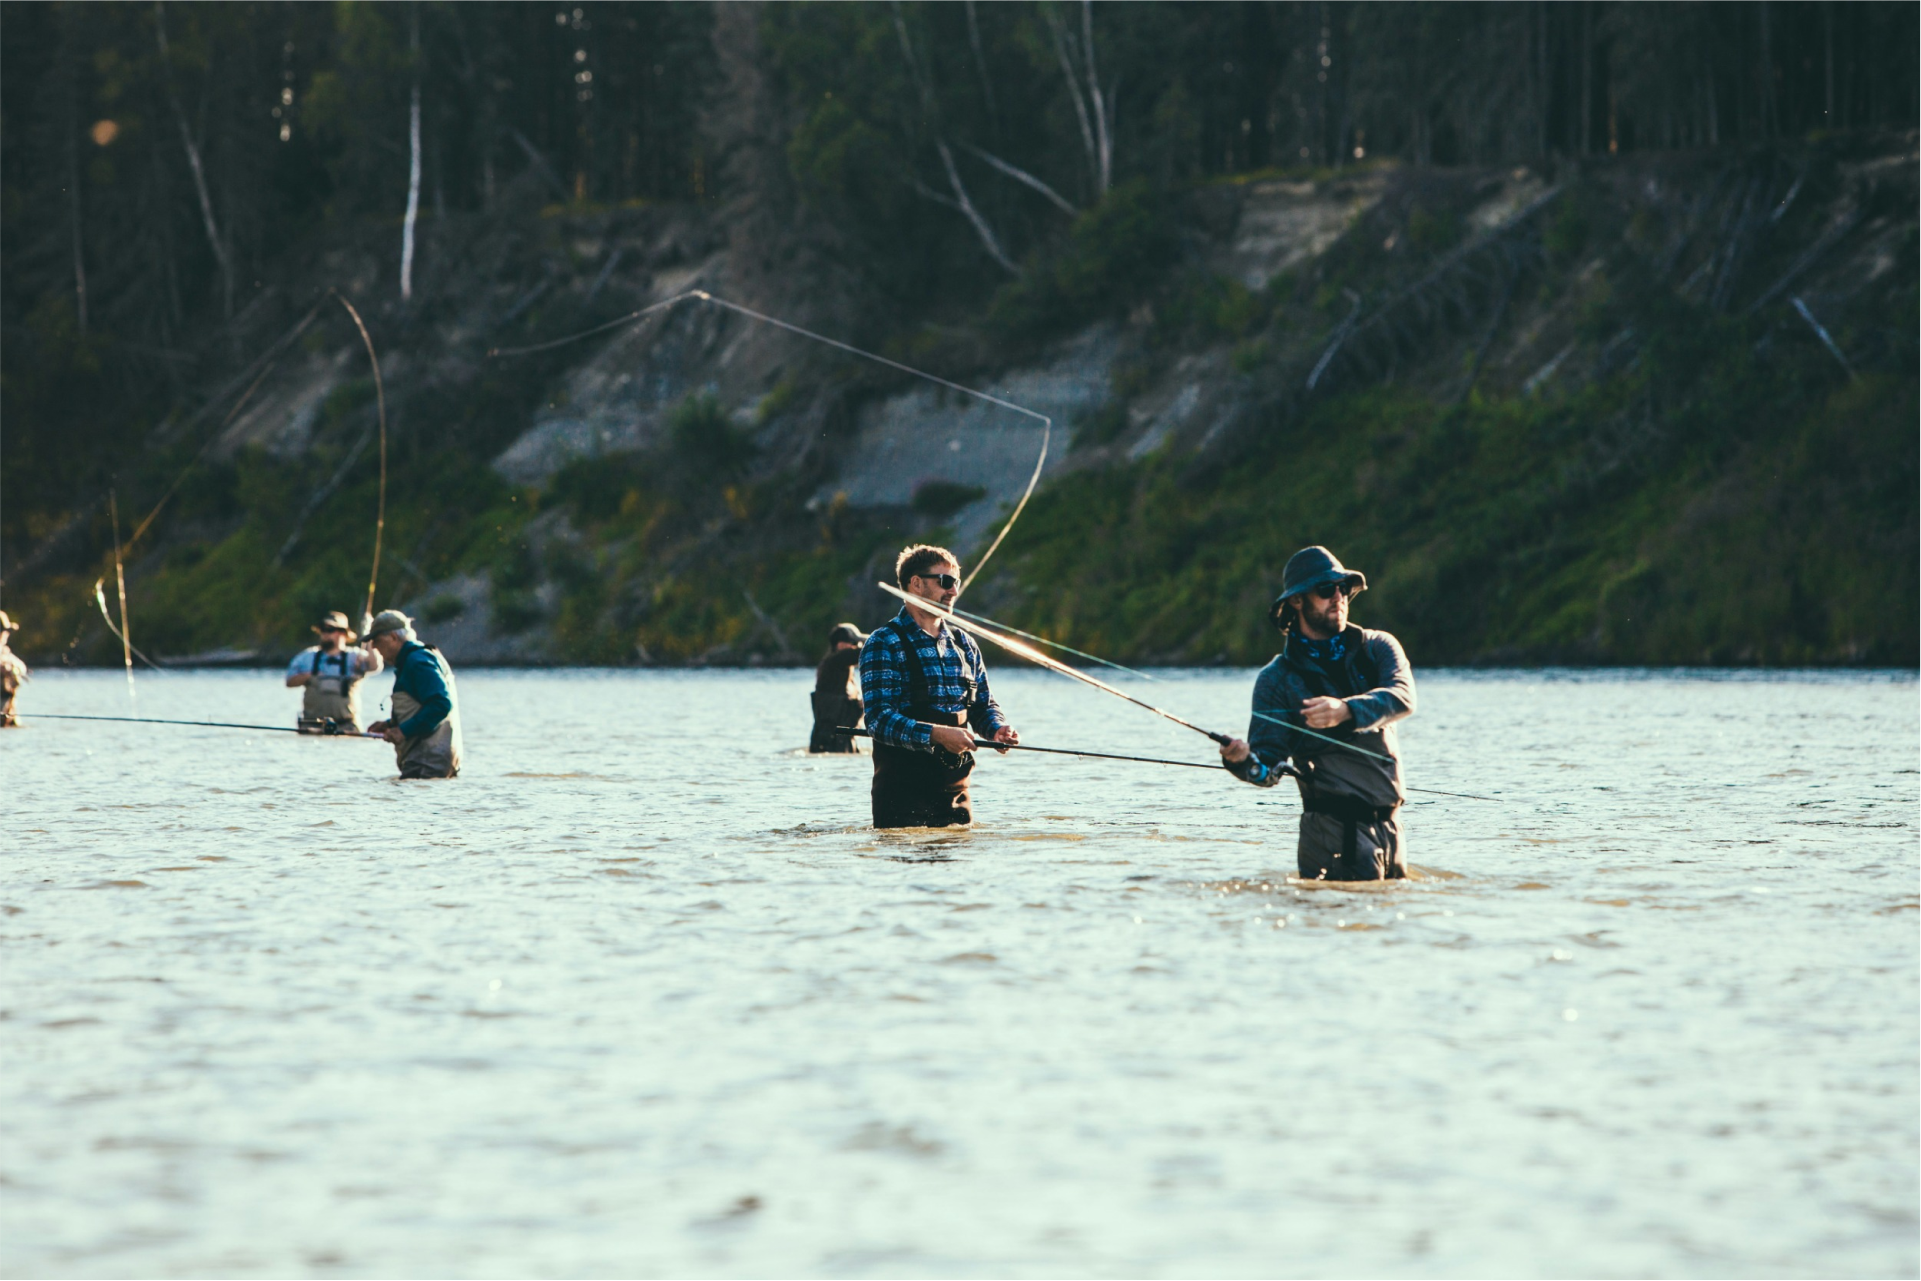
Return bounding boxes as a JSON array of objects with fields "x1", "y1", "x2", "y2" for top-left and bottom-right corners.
[{"x1": 3, "y1": 667, "x2": 1915, "y2": 1278}]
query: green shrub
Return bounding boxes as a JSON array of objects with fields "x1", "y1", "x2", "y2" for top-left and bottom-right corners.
[{"x1": 989, "y1": 180, "x2": 1174, "y2": 339}]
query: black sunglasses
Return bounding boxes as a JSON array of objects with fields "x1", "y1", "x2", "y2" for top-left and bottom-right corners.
[
  {"x1": 915, "y1": 572, "x2": 960, "y2": 590},
  {"x1": 1308, "y1": 583, "x2": 1350, "y2": 601}
]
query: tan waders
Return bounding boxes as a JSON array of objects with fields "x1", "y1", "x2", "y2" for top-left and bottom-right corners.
[{"x1": 299, "y1": 650, "x2": 365, "y2": 732}]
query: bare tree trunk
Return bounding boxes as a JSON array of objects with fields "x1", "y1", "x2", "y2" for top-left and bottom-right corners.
[
  {"x1": 400, "y1": 4, "x2": 422, "y2": 303},
  {"x1": 67, "y1": 45, "x2": 88, "y2": 333},
  {"x1": 1080, "y1": 0, "x2": 1111, "y2": 194},
  {"x1": 1044, "y1": 8, "x2": 1100, "y2": 196},
  {"x1": 1579, "y1": 2, "x2": 1591, "y2": 154},
  {"x1": 891, "y1": 3, "x2": 1020, "y2": 273},
  {"x1": 961, "y1": 142, "x2": 1078, "y2": 215},
  {"x1": 963, "y1": 0, "x2": 998, "y2": 132},
  {"x1": 936, "y1": 143, "x2": 1018, "y2": 275},
  {"x1": 154, "y1": 1, "x2": 233, "y2": 319}
]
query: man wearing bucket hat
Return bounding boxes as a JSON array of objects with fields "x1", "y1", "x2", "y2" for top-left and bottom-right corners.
[
  {"x1": 1218, "y1": 546, "x2": 1416, "y2": 880},
  {"x1": 362, "y1": 609, "x2": 463, "y2": 779},
  {"x1": 0, "y1": 611, "x2": 27, "y2": 728},
  {"x1": 809, "y1": 622, "x2": 868, "y2": 753},
  {"x1": 284, "y1": 610, "x2": 383, "y2": 733}
]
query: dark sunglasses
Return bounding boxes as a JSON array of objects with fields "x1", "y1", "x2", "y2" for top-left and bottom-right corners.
[
  {"x1": 915, "y1": 572, "x2": 960, "y2": 590},
  {"x1": 1308, "y1": 583, "x2": 1350, "y2": 601},
  {"x1": 318, "y1": 626, "x2": 345, "y2": 634}
]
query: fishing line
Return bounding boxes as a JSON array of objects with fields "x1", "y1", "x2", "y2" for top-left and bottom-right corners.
[
  {"x1": 839, "y1": 727, "x2": 1226, "y2": 771},
  {"x1": 127, "y1": 297, "x2": 328, "y2": 552},
  {"x1": 948, "y1": 604, "x2": 1157, "y2": 681},
  {"x1": 28, "y1": 712, "x2": 378, "y2": 737},
  {"x1": 488, "y1": 289, "x2": 1052, "y2": 592},
  {"x1": 91, "y1": 580, "x2": 162, "y2": 672},
  {"x1": 878, "y1": 582, "x2": 1232, "y2": 743},
  {"x1": 107, "y1": 491, "x2": 136, "y2": 698},
  {"x1": 879, "y1": 583, "x2": 1501, "y2": 802},
  {"x1": 330, "y1": 291, "x2": 388, "y2": 630}
]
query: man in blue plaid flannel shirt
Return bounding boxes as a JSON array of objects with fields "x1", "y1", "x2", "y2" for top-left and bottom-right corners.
[{"x1": 859, "y1": 544, "x2": 1019, "y2": 828}]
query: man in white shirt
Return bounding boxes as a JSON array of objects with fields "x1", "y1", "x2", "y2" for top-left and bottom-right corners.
[
  {"x1": 284, "y1": 610, "x2": 382, "y2": 732},
  {"x1": 0, "y1": 611, "x2": 26, "y2": 728}
]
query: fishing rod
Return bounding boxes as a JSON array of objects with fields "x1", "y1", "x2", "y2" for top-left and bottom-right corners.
[
  {"x1": 876, "y1": 585, "x2": 1502, "y2": 802},
  {"x1": 330, "y1": 291, "x2": 388, "y2": 632},
  {"x1": 29, "y1": 712, "x2": 378, "y2": 737},
  {"x1": 878, "y1": 582, "x2": 1233, "y2": 744},
  {"x1": 836, "y1": 728, "x2": 1243, "y2": 772},
  {"x1": 487, "y1": 289, "x2": 1053, "y2": 593},
  {"x1": 947, "y1": 605, "x2": 1157, "y2": 682}
]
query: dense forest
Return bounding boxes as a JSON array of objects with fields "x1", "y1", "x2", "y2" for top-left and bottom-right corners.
[{"x1": 2, "y1": 2, "x2": 1916, "y2": 667}]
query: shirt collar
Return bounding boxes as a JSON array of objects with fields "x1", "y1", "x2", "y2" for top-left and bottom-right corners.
[{"x1": 895, "y1": 604, "x2": 948, "y2": 641}]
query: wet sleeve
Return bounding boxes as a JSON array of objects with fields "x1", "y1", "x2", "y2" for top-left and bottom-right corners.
[
  {"x1": 394, "y1": 655, "x2": 453, "y2": 739},
  {"x1": 1345, "y1": 633, "x2": 1416, "y2": 731},
  {"x1": 1231, "y1": 665, "x2": 1294, "y2": 788},
  {"x1": 860, "y1": 629, "x2": 931, "y2": 751},
  {"x1": 966, "y1": 640, "x2": 1007, "y2": 737}
]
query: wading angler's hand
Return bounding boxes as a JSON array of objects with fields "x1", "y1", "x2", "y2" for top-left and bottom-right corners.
[
  {"x1": 929, "y1": 724, "x2": 976, "y2": 755},
  {"x1": 1300, "y1": 696, "x2": 1353, "y2": 730},
  {"x1": 1219, "y1": 737, "x2": 1252, "y2": 764},
  {"x1": 989, "y1": 725, "x2": 1019, "y2": 754},
  {"x1": 366, "y1": 719, "x2": 406, "y2": 746}
]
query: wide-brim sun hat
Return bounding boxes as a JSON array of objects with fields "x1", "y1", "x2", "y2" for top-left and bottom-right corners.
[
  {"x1": 1270, "y1": 545, "x2": 1366, "y2": 623},
  {"x1": 313, "y1": 609, "x2": 356, "y2": 639}
]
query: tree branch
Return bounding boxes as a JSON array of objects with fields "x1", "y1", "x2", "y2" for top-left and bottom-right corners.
[{"x1": 959, "y1": 142, "x2": 1078, "y2": 215}]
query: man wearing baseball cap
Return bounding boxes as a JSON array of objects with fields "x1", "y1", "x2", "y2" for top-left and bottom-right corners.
[
  {"x1": 1217, "y1": 546, "x2": 1417, "y2": 880},
  {"x1": 0, "y1": 611, "x2": 26, "y2": 728},
  {"x1": 809, "y1": 622, "x2": 867, "y2": 753},
  {"x1": 284, "y1": 610, "x2": 383, "y2": 733},
  {"x1": 362, "y1": 609, "x2": 462, "y2": 779}
]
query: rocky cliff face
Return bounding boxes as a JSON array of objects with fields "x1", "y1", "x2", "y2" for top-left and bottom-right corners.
[{"x1": 12, "y1": 133, "x2": 1916, "y2": 667}]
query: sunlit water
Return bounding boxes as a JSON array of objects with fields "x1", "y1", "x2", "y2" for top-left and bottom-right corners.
[{"x1": 3, "y1": 667, "x2": 1916, "y2": 1279}]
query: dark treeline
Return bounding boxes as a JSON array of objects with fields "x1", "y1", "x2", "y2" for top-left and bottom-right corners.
[{"x1": 3, "y1": 1, "x2": 1916, "y2": 592}]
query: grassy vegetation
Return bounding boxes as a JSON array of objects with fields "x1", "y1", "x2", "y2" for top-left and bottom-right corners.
[{"x1": 972, "y1": 295, "x2": 1917, "y2": 665}]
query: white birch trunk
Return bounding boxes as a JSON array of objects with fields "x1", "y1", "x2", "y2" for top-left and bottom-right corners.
[
  {"x1": 1081, "y1": 0, "x2": 1110, "y2": 195},
  {"x1": 400, "y1": 7, "x2": 421, "y2": 303},
  {"x1": 1045, "y1": 10, "x2": 1099, "y2": 195},
  {"x1": 401, "y1": 83, "x2": 421, "y2": 301},
  {"x1": 154, "y1": 2, "x2": 232, "y2": 317}
]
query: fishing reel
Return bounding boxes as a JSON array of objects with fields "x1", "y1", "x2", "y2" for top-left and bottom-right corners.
[{"x1": 296, "y1": 716, "x2": 351, "y2": 736}]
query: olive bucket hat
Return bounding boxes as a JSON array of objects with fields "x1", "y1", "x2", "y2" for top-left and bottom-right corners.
[{"x1": 1269, "y1": 545, "x2": 1367, "y2": 625}]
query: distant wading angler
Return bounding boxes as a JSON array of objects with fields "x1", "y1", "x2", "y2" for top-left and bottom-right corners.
[
  {"x1": 1220, "y1": 547, "x2": 1416, "y2": 880},
  {"x1": 810, "y1": 622, "x2": 867, "y2": 753},
  {"x1": 0, "y1": 612, "x2": 26, "y2": 728},
  {"x1": 363, "y1": 610, "x2": 463, "y2": 779},
  {"x1": 284, "y1": 610, "x2": 383, "y2": 733},
  {"x1": 860, "y1": 545, "x2": 1018, "y2": 828}
]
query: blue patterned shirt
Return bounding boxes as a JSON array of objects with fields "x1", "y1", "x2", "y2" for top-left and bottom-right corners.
[{"x1": 859, "y1": 607, "x2": 1008, "y2": 751}]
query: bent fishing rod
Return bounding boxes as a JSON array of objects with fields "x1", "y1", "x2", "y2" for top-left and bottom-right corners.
[
  {"x1": 490, "y1": 289, "x2": 1050, "y2": 595},
  {"x1": 28, "y1": 713, "x2": 379, "y2": 738},
  {"x1": 836, "y1": 728, "x2": 1251, "y2": 773},
  {"x1": 880, "y1": 582, "x2": 1234, "y2": 744},
  {"x1": 875, "y1": 584, "x2": 1500, "y2": 803}
]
